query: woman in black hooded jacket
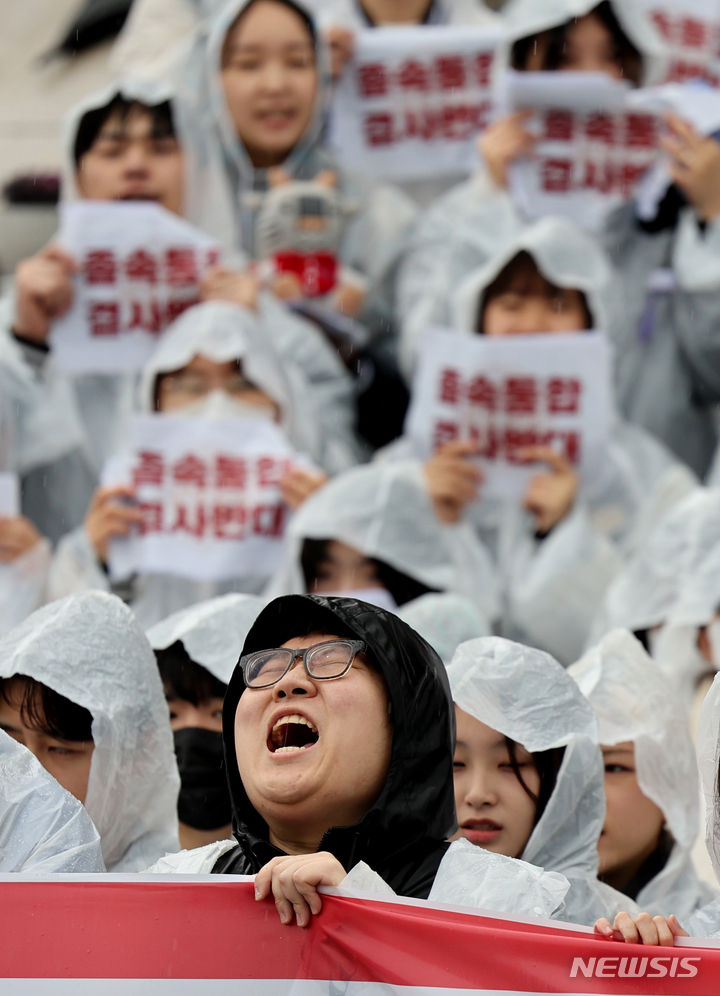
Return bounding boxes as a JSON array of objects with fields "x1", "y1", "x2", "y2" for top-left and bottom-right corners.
[{"x1": 208, "y1": 593, "x2": 456, "y2": 912}]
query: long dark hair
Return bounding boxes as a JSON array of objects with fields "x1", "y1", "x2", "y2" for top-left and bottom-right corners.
[
  {"x1": 505, "y1": 737, "x2": 566, "y2": 829},
  {"x1": 300, "y1": 537, "x2": 438, "y2": 607},
  {"x1": 511, "y1": 1, "x2": 643, "y2": 86}
]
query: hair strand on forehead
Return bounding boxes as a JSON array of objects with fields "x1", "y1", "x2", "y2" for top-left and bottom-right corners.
[
  {"x1": 0, "y1": 675, "x2": 93, "y2": 742},
  {"x1": 476, "y1": 250, "x2": 593, "y2": 334}
]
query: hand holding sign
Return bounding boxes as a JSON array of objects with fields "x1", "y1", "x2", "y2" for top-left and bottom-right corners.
[
  {"x1": 14, "y1": 244, "x2": 77, "y2": 344},
  {"x1": 478, "y1": 110, "x2": 536, "y2": 189},
  {"x1": 280, "y1": 466, "x2": 329, "y2": 510},
  {"x1": 519, "y1": 445, "x2": 579, "y2": 536},
  {"x1": 661, "y1": 112, "x2": 720, "y2": 221},
  {"x1": 594, "y1": 911, "x2": 688, "y2": 946},
  {"x1": 0, "y1": 517, "x2": 43, "y2": 563},
  {"x1": 424, "y1": 439, "x2": 484, "y2": 524},
  {"x1": 200, "y1": 266, "x2": 260, "y2": 311},
  {"x1": 254, "y1": 851, "x2": 347, "y2": 928},
  {"x1": 85, "y1": 485, "x2": 146, "y2": 564},
  {"x1": 325, "y1": 25, "x2": 355, "y2": 81}
]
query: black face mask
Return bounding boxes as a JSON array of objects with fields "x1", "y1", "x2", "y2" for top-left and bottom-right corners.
[{"x1": 173, "y1": 727, "x2": 231, "y2": 831}]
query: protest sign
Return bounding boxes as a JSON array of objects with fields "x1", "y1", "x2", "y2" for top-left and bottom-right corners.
[
  {"x1": 329, "y1": 24, "x2": 504, "y2": 180},
  {"x1": 405, "y1": 330, "x2": 611, "y2": 500},
  {"x1": 51, "y1": 202, "x2": 220, "y2": 373},
  {"x1": 503, "y1": 71, "x2": 661, "y2": 231},
  {"x1": 0, "y1": 876, "x2": 717, "y2": 992},
  {"x1": 105, "y1": 415, "x2": 295, "y2": 583},
  {"x1": 636, "y1": 0, "x2": 720, "y2": 85}
]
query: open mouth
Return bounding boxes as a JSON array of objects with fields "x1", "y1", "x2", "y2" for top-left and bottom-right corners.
[
  {"x1": 256, "y1": 109, "x2": 296, "y2": 127},
  {"x1": 268, "y1": 714, "x2": 319, "y2": 754},
  {"x1": 461, "y1": 820, "x2": 502, "y2": 843}
]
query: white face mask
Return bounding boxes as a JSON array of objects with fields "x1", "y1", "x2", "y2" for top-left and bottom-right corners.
[
  {"x1": 322, "y1": 587, "x2": 399, "y2": 614},
  {"x1": 177, "y1": 389, "x2": 277, "y2": 422}
]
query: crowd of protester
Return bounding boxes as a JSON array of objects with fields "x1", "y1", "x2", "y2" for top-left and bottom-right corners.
[{"x1": 4, "y1": 0, "x2": 720, "y2": 948}]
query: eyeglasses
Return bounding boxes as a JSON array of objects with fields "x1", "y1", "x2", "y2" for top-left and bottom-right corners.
[
  {"x1": 238, "y1": 639, "x2": 367, "y2": 689},
  {"x1": 160, "y1": 370, "x2": 258, "y2": 398}
]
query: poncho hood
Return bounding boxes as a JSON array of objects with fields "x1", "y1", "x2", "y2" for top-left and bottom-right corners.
[
  {"x1": 265, "y1": 460, "x2": 498, "y2": 617},
  {"x1": 501, "y1": 0, "x2": 667, "y2": 84},
  {"x1": 0, "y1": 592, "x2": 180, "y2": 871},
  {"x1": 452, "y1": 216, "x2": 612, "y2": 335},
  {"x1": 137, "y1": 299, "x2": 324, "y2": 461},
  {"x1": 448, "y1": 635, "x2": 604, "y2": 878},
  {"x1": 147, "y1": 592, "x2": 265, "y2": 684},
  {"x1": 206, "y1": 0, "x2": 331, "y2": 187},
  {"x1": 61, "y1": 79, "x2": 237, "y2": 251}
]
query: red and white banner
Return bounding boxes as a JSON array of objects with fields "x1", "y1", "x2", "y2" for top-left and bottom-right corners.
[
  {"x1": 0, "y1": 876, "x2": 717, "y2": 992},
  {"x1": 405, "y1": 330, "x2": 611, "y2": 500},
  {"x1": 51, "y1": 202, "x2": 220, "y2": 373},
  {"x1": 105, "y1": 416, "x2": 295, "y2": 582},
  {"x1": 329, "y1": 25, "x2": 504, "y2": 180},
  {"x1": 636, "y1": 0, "x2": 720, "y2": 85},
  {"x1": 503, "y1": 72, "x2": 661, "y2": 232}
]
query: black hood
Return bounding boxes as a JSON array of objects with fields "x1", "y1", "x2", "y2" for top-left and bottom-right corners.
[{"x1": 220, "y1": 595, "x2": 456, "y2": 888}]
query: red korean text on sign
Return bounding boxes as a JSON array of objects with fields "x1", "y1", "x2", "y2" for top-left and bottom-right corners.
[
  {"x1": 172, "y1": 455, "x2": 208, "y2": 488},
  {"x1": 84, "y1": 249, "x2": 117, "y2": 285},
  {"x1": 357, "y1": 62, "x2": 390, "y2": 98},
  {"x1": 88, "y1": 301, "x2": 121, "y2": 337},
  {"x1": 133, "y1": 451, "x2": 165, "y2": 487}
]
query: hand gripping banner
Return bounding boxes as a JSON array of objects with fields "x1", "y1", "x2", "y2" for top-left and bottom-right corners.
[{"x1": 0, "y1": 876, "x2": 718, "y2": 993}]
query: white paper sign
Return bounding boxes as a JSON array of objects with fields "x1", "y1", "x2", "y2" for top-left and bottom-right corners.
[
  {"x1": 503, "y1": 72, "x2": 661, "y2": 231},
  {"x1": 329, "y1": 25, "x2": 505, "y2": 180},
  {"x1": 105, "y1": 415, "x2": 295, "y2": 582},
  {"x1": 405, "y1": 330, "x2": 612, "y2": 500},
  {"x1": 51, "y1": 202, "x2": 221, "y2": 374},
  {"x1": 0, "y1": 473, "x2": 19, "y2": 517},
  {"x1": 635, "y1": 0, "x2": 720, "y2": 85}
]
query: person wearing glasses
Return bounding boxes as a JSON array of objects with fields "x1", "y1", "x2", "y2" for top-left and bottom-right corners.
[
  {"x1": 151, "y1": 592, "x2": 456, "y2": 918},
  {"x1": 150, "y1": 592, "x2": 574, "y2": 927},
  {"x1": 47, "y1": 301, "x2": 342, "y2": 627}
]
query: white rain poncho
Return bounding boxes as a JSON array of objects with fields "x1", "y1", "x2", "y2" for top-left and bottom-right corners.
[
  {"x1": 265, "y1": 459, "x2": 498, "y2": 622},
  {"x1": 501, "y1": 0, "x2": 667, "y2": 84},
  {"x1": 147, "y1": 592, "x2": 265, "y2": 684},
  {"x1": 0, "y1": 379, "x2": 51, "y2": 635},
  {"x1": 684, "y1": 673, "x2": 720, "y2": 936},
  {"x1": 570, "y1": 629, "x2": 715, "y2": 920},
  {"x1": 60, "y1": 79, "x2": 239, "y2": 254},
  {"x1": 0, "y1": 308, "x2": 97, "y2": 545},
  {"x1": 136, "y1": 299, "x2": 357, "y2": 475},
  {"x1": 184, "y1": 0, "x2": 418, "y2": 355},
  {"x1": 444, "y1": 635, "x2": 636, "y2": 925},
  {"x1": 55, "y1": 78, "x2": 240, "y2": 480},
  {"x1": 0, "y1": 76, "x2": 240, "y2": 543},
  {"x1": 0, "y1": 730, "x2": 105, "y2": 873},
  {"x1": 590, "y1": 488, "x2": 720, "y2": 693},
  {"x1": 0, "y1": 592, "x2": 180, "y2": 871},
  {"x1": 315, "y1": 0, "x2": 500, "y2": 29},
  {"x1": 48, "y1": 300, "x2": 348, "y2": 627},
  {"x1": 399, "y1": 2, "x2": 720, "y2": 477},
  {"x1": 388, "y1": 218, "x2": 695, "y2": 663},
  {"x1": 398, "y1": 593, "x2": 491, "y2": 664}
]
